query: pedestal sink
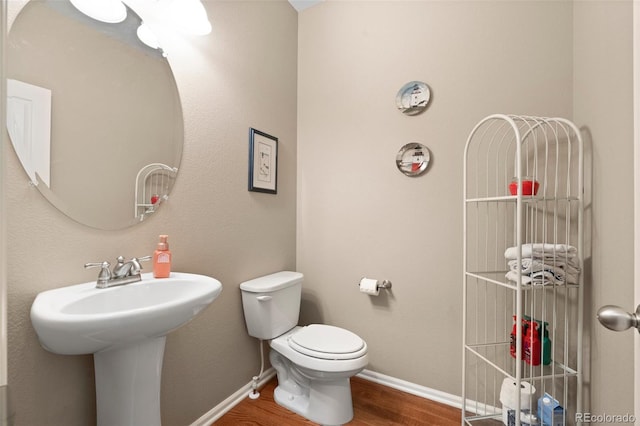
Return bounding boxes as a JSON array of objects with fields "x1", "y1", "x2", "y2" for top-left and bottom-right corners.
[{"x1": 30, "y1": 272, "x2": 222, "y2": 426}]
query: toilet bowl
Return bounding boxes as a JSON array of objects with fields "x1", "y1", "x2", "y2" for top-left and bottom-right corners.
[{"x1": 240, "y1": 272, "x2": 369, "y2": 425}]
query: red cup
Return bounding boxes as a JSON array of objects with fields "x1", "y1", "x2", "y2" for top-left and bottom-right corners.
[{"x1": 509, "y1": 179, "x2": 539, "y2": 196}]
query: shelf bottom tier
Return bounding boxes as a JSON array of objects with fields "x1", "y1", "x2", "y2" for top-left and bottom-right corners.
[{"x1": 464, "y1": 413, "x2": 503, "y2": 425}]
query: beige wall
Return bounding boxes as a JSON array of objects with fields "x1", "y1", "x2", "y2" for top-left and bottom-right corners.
[
  {"x1": 5, "y1": 1, "x2": 297, "y2": 425},
  {"x1": 573, "y1": 0, "x2": 635, "y2": 416},
  {"x1": 297, "y1": 0, "x2": 574, "y2": 396}
]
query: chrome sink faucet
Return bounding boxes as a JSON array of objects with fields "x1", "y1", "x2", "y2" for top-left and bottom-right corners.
[{"x1": 85, "y1": 256, "x2": 151, "y2": 289}]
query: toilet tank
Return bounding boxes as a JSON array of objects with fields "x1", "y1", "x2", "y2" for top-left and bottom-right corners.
[{"x1": 240, "y1": 271, "x2": 303, "y2": 340}]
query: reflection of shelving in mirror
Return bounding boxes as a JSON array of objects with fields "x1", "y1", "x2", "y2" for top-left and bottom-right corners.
[{"x1": 135, "y1": 163, "x2": 178, "y2": 221}]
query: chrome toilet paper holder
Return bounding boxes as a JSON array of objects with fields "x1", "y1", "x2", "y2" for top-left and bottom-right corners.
[{"x1": 358, "y1": 278, "x2": 392, "y2": 290}]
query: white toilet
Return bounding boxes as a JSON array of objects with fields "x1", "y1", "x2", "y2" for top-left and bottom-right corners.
[{"x1": 240, "y1": 271, "x2": 369, "y2": 425}]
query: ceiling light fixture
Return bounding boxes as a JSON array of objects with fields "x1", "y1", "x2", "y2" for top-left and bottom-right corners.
[{"x1": 69, "y1": 0, "x2": 128, "y2": 24}]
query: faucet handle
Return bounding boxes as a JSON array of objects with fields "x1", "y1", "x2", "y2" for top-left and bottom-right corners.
[
  {"x1": 84, "y1": 261, "x2": 110, "y2": 269},
  {"x1": 130, "y1": 255, "x2": 152, "y2": 275},
  {"x1": 84, "y1": 261, "x2": 112, "y2": 283}
]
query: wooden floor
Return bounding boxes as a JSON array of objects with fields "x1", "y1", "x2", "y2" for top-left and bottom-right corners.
[{"x1": 214, "y1": 376, "x2": 465, "y2": 425}]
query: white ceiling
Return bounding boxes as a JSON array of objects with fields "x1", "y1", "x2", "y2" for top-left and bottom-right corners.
[{"x1": 288, "y1": 0, "x2": 324, "y2": 12}]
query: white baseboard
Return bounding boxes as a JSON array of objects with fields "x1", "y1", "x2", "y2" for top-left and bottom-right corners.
[
  {"x1": 357, "y1": 369, "x2": 500, "y2": 417},
  {"x1": 192, "y1": 367, "x2": 497, "y2": 425},
  {"x1": 190, "y1": 368, "x2": 276, "y2": 426},
  {"x1": 357, "y1": 369, "x2": 464, "y2": 409}
]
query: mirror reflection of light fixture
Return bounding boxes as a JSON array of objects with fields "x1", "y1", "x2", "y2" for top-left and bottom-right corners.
[
  {"x1": 69, "y1": 0, "x2": 127, "y2": 24},
  {"x1": 136, "y1": 23, "x2": 160, "y2": 50},
  {"x1": 165, "y1": 0, "x2": 212, "y2": 35},
  {"x1": 69, "y1": 0, "x2": 212, "y2": 53}
]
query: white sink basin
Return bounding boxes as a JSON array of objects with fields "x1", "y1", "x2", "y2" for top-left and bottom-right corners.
[
  {"x1": 31, "y1": 272, "x2": 222, "y2": 354},
  {"x1": 30, "y1": 272, "x2": 222, "y2": 426}
]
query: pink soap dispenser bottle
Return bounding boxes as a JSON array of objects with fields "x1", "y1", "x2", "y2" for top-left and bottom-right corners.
[{"x1": 153, "y1": 235, "x2": 171, "y2": 278}]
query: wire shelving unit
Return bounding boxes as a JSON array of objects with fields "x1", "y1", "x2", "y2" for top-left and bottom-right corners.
[{"x1": 462, "y1": 114, "x2": 584, "y2": 426}]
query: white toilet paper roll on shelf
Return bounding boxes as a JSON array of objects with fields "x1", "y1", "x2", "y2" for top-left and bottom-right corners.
[
  {"x1": 359, "y1": 278, "x2": 380, "y2": 296},
  {"x1": 499, "y1": 378, "x2": 536, "y2": 425}
]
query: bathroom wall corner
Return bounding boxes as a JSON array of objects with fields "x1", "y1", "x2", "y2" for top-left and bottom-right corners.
[{"x1": 1, "y1": 0, "x2": 9, "y2": 389}]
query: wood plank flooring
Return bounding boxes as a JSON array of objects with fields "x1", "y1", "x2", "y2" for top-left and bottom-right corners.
[{"x1": 213, "y1": 376, "x2": 465, "y2": 425}]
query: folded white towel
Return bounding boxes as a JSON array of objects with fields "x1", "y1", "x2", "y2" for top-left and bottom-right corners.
[
  {"x1": 508, "y1": 259, "x2": 579, "y2": 283},
  {"x1": 504, "y1": 243, "x2": 577, "y2": 260},
  {"x1": 505, "y1": 270, "x2": 568, "y2": 286},
  {"x1": 504, "y1": 244, "x2": 581, "y2": 285}
]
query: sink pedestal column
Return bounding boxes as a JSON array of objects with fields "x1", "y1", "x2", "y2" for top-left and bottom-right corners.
[{"x1": 94, "y1": 336, "x2": 167, "y2": 426}]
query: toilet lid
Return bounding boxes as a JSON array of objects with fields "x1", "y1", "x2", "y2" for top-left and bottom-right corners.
[{"x1": 289, "y1": 324, "x2": 366, "y2": 360}]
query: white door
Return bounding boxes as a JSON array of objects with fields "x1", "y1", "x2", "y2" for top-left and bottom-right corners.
[
  {"x1": 601, "y1": 3, "x2": 640, "y2": 423},
  {"x1": 635, "y1": 2, "x2": 640, "y2": 423}
]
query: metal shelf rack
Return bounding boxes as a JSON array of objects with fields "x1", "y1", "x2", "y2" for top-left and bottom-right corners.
[
  {"x1": 462, "y1": 115, "x2": 584, "y2": 426},
  {"x1": 134, "y1": 163, "x2": 178, "y2": 221}
]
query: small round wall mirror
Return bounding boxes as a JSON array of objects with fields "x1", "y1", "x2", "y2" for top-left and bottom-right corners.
[
  {"x1": 396, "y1": 143, "x2": 430, "y2": 177},
  {"x1": 395, "y1": 81, "x2": 430, "y2": 115}
]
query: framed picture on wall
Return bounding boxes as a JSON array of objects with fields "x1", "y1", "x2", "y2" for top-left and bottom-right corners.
[{"x1": 248, "y1": 128, "x2": 278, "y2": 194}]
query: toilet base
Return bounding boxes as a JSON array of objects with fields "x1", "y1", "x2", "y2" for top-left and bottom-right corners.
[
  {"x1": 271, "y1": 350, "x2": 356, "y2": 425},
  {"x1": 273, "y1": 378, "x2": 354, "y2": 426}
]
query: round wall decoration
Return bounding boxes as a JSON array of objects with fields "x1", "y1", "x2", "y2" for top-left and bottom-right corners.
[
  {"x1": 395, "y1": 81, "x2": 431, "y2": 115},
  {"x1": 396, "y1": 143, "x2": 431, "y2": 177}
]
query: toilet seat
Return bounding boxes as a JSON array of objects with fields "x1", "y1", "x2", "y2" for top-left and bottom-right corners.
[
  {"x1": 271, "y1": 326, "x2": 369, "y2": 373},
  {"x1": 288, "y1": 324, "x2": 366, "y2": 360}
]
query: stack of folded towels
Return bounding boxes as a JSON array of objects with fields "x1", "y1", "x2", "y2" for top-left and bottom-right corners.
[{"x1": 504, "y1": 243, "x2": 580, "y2": 285}]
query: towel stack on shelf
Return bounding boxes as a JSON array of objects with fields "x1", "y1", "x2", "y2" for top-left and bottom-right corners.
[{"x1": 504, "y1": 243, "x2": 580, "y2": 285}]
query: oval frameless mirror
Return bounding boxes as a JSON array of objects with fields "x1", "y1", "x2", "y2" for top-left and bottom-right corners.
[{"x1": 6, "y1": 0, "x2": 184, "y2": 230}]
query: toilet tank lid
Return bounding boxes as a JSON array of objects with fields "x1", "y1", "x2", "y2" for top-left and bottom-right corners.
[{"x1": 239, "y1": 271, "x2": 303, "y2": 293}]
